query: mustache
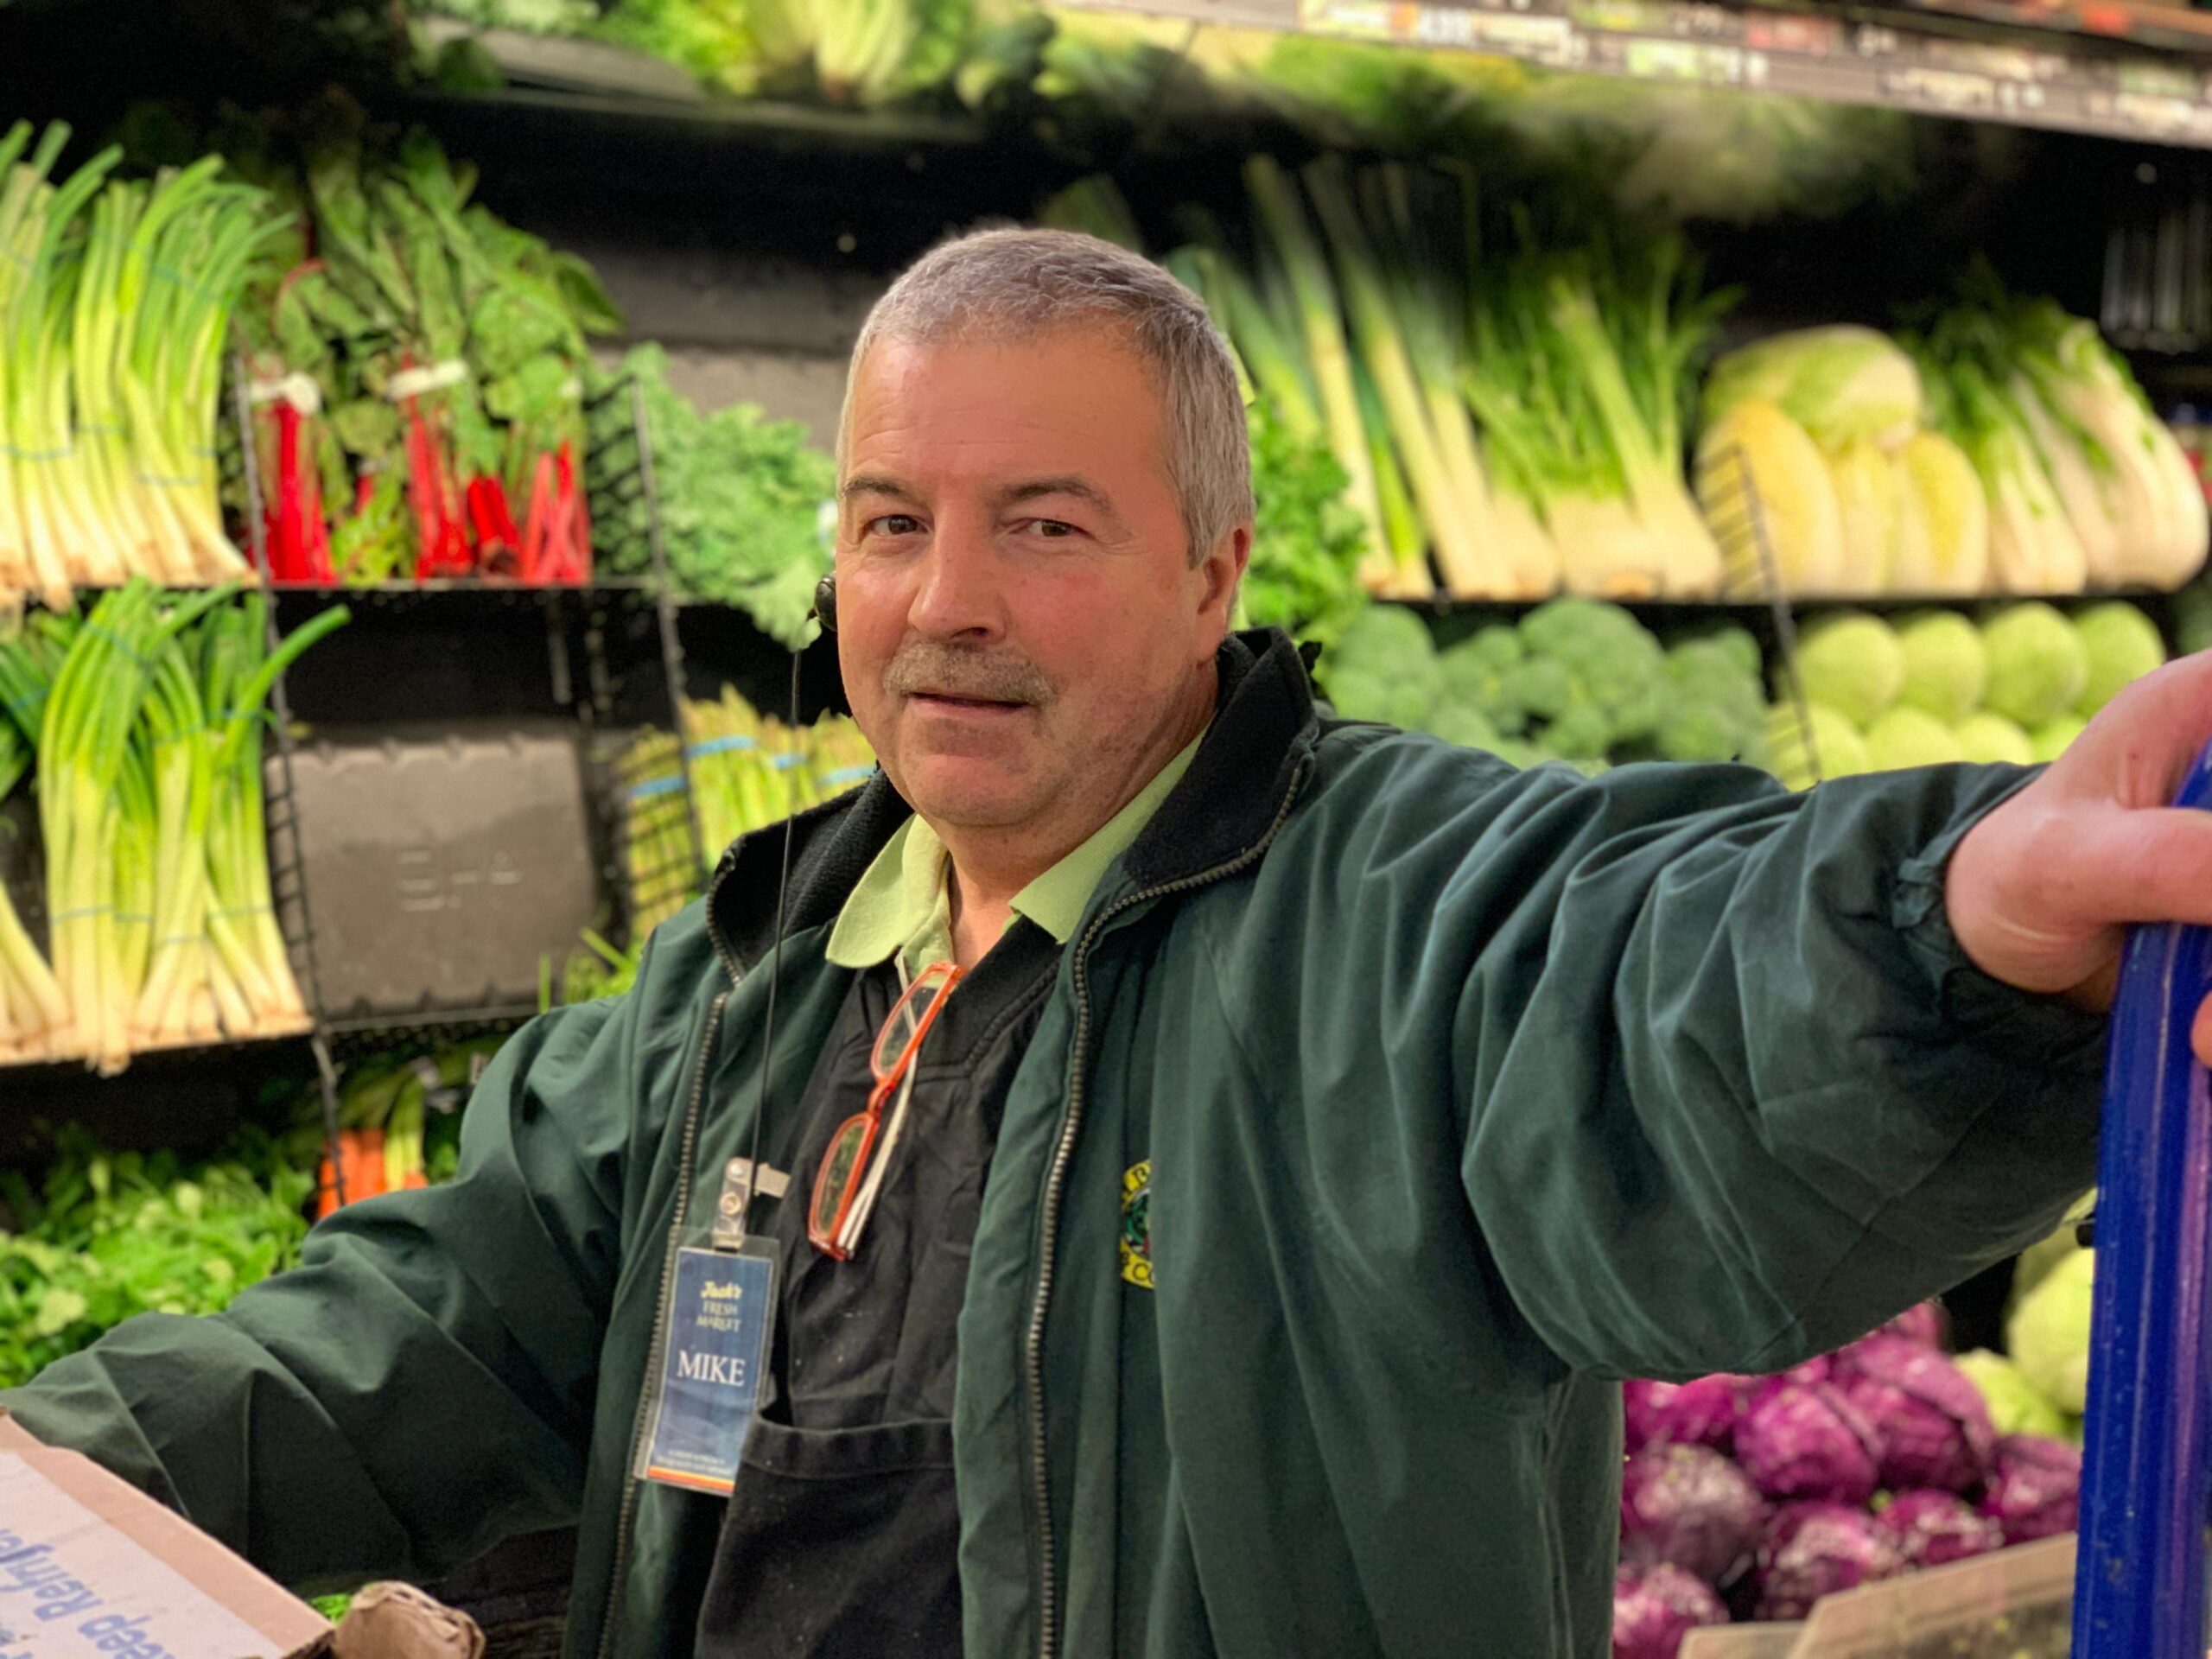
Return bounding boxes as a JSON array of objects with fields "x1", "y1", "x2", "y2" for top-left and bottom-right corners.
[{"x1": 882, "y1": 642, "x2": 1055, "y2": 707}]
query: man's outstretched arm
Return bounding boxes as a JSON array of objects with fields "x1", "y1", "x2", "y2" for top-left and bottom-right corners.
[
  {"x1": 1260, "y1": 724, "x2": 2110, "y2": 1382},
  {"x1": 0, "y1": 915, "x2": 705, "y2": 1591}
]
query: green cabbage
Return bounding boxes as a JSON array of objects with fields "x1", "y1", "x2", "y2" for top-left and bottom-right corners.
[
  {"x1": 2030, "y1": 716, "x2": 2086, "y2": 764},
  {"x1": 2007, "y1": 1247, "x2": 2093, "y2": 1414},
  {"x1": 1953, "y1": 1349, "x2": 2069, "y2": 1440},
  {"x1": 1893, "y1": 609, "x2": 1986, "y2": 725},
  {"x1": 2073, "y1": 601, "x2": 2166, "y2": 717},
  {"x1": 2011, "y1": 1223, "x2": 2088, "y2": 1307},
  {"x1": 1765, "y1": 702, "x2": 1867, "y2": 790},
  {"x1": 1794, "y1": 611, "x2": 1903, "y2": 728},
  {"x1": 1980, "y1": 602, "x2": 2088, "y2": 728},
  {"x1": 1864, "y1": 705, "x2": 1964, "y2": 772},
  {"x1": 1953, "y1": 713, "x2": 2033, "y2": 766}
]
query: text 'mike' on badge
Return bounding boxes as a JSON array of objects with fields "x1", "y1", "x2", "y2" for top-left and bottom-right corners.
[{"x1": 639, "y1": 1244, "x2": 774, "y2": 1494}]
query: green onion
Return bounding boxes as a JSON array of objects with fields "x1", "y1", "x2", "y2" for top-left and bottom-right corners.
[
  {"x1": 200, "y1": 594, "x2": 349, "y2": 1040},
  {"x1": 0, "y1": 582, "x2": 343, "y2": 1070},
  {"x1": 0, "y1": 645, "x2": 67, "y2": 1056},
  {"x1": 0, "y1": 127, "x2": 276, "y2": 607}
]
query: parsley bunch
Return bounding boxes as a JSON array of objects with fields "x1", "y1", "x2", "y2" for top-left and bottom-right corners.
[
  {"x1": 0, "y1": 1128, "x2": 314, "y2": 1389},
  {"x1": 587, "y1": 345, "x2": 836, "y2": 650}
]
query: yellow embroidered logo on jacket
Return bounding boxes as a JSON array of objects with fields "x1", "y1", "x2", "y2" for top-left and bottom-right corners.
[{"x1": 1120, "y1": 1160, "x2": 1153, "y2": 1290}]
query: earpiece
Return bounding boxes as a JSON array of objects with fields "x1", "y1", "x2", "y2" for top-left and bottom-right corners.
[{"x1": 811, "y1": 575, "x2": 838, "y2": 634}]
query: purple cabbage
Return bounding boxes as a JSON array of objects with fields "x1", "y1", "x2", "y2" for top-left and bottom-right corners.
[
  {"x1": 1734, "y1": 1380, "x2": 1881, "y2": 1507},
  {"x1": 1624, "y1": 1376, "x2": 1746, "y2": 1455},
  {"x1": 1619, "y1": 1442, "x2": 1769, "y2": 1586},
  {"x1": 1977, "y1": 1433, "x2": 2081, "y2": 1545},
  {"x1": 1878, "y1": 1490, "x2": 2005, "y2": 1569},
  {"x1": 1612, "y1": 1563, "x2": 1728, "y2": 1659},
  {"x1": 1743, "y1": 1356, "x2": 1835, "y2": 1413},
  {"x1": 1835, "y1": 1334, "x2": 1995, "y2": 1492},
  {"x1": 1877, "y1": 1301, "x2": 1949, "y2": 1349},
  {"x1": 1753, "y1": 1502, "x2": 1904, "y2": 1621}
]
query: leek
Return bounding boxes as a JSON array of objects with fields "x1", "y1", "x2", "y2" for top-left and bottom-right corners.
[
  {"x1": 1304, "y1": 156, "x2": 1502, "y2": 600},
  {"x1": 1546, "y1": 242, "x2": 1725, "y2": 599},
  {"x1": 1352, "y1": 359, "x2": 1427, "y2": 591},
  {"x1": 1243, "y1": 157, "x2": 1402, "y2": 597},
  {"x1": 1466, "y1": 245, "x2": 1653, "y2": 598}
]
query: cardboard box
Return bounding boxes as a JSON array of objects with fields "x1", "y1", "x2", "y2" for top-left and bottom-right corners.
[{"x1": 0, "y1": 1410, "x2": 331, "y2": 1659}]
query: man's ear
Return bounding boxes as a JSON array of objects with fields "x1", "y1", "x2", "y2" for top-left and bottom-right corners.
[{"x1": 1198, "y1": 522, "x2": 1253, "y2": 635}]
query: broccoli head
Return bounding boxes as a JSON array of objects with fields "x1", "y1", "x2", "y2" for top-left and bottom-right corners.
[
  {"x1": 1434, "y1": 626, "x2": 1531, "y2": 738},
  {"x1": 1319, "y1": 606, "x2": 1441, "y2": 729},
  {"x1": 1656, "y1": 632, "x2": 1769, "y2": 764},
  {"x1": 1513, "y1": 598, "x2": 1669, "y2": 758}
]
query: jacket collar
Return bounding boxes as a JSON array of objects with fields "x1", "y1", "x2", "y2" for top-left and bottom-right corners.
[{"x1": 708, "y1": 627, "x2": 1319, "y2": 971}]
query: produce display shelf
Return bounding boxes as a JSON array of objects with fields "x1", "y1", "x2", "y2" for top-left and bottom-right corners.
[
  {"x1": 264, "y1": 577, "x2": 655, "y2": 596},
  {"x1": 407, "y1": 62, "x2": 990, "y2": 154},
  {"x1": 1052, "y1": 0, "x2": 2212, "y2": 148},
  {"x1": 1906, "y1": 0, "x2": 2212, "y2": 56},
  {"x1": 321, "y1": 1005, "x2": 543, "y2": 1046},
  {"x1": 321, "y1": 1004, "x2": 543, "y2": 1036},
  {"x1": 0, "y1": 1025, "x2": 315, "y2": 1080},
  {"x1": 1394, "y1": 587, "x2": 2181, "y2": 619}
]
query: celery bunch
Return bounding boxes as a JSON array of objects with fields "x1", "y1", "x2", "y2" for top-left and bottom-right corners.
[{"x1": 613, "y1": 688, "x2": 876, "y2": 942}]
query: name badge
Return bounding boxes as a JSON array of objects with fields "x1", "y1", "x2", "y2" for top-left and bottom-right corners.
[{"x1": 637, "y1": 1242, "x2": 777, "y2": 1495}]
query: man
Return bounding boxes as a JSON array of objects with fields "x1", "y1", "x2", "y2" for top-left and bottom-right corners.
[{"x1": 4, "y1": 228, "x2": 2209, "y2": 1658}]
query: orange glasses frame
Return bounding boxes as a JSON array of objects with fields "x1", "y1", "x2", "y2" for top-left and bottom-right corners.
[{"x1": 807, "y1": 959, "x2": 965, "y2": 1260}]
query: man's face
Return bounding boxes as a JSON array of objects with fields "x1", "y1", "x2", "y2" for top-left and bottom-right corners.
[{"x1": 836, "y1": 325, "x2": 1245, "y2": 839}]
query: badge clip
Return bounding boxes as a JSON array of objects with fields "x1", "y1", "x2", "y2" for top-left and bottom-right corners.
[{"x1": 711, "y1": 1157, "x2": 789, "y2": 1251}]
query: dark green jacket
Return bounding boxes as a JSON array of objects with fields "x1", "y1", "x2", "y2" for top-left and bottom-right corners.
[{"x1": 1, "y1": 631, "x2": 2106, "y2": 1658}]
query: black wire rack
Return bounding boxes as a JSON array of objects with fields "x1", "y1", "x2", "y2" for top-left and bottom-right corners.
[
  {"x1": 232, "y1": 359, "x2": 353, "y2": 1198},
  {"x1": 575, "y1": 372, "x2": 712, "y2": 955},
  {"x1": 0, "y1": 365, "x2": 716, "y2": 1176},
  {"x1": 200, "y1": 363, "x2": 710, "y2": 1189}
]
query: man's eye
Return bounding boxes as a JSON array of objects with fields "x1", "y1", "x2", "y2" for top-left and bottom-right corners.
[
  {"x1": 868, "y1": 514, "x2": 923, "y2": 537},
  {"x1": 1027, "y1": 518, "x2": 1078, "y2": 539}
]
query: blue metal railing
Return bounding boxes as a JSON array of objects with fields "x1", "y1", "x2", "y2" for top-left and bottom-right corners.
[{"x1": 2074, "y1": 737, "x2": 2212, "y2": 1659}]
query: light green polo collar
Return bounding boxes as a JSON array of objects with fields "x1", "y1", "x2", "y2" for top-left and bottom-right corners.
[{"x1": 825, "y1": 734, "x2": 1203, "y2": 972}]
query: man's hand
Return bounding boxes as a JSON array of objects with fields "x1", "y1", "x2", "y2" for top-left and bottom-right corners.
[{"x1": 1948, "y1": 650, "x2": 2212, "y2": 1065}]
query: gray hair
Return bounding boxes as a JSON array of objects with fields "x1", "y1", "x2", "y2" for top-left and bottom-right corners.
[{"x1": 842, "y1": 227, "x2": 1253, "y2": 565}]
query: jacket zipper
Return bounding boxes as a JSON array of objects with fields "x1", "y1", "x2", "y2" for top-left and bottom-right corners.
[
  {"x1": 595, "y1": 873, "x2": 746, "y2": 1659},
  {"x1": 1025, "y1": 761, "x2": 1308, "y2": 1659}
]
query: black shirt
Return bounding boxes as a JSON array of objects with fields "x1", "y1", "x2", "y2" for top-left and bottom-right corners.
[{"x1": 693, "y1": 919, "x2": 1063, "y2": 1658}]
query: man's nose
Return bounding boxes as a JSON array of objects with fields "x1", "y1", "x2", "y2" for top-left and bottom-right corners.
[{"x1": 906, "y1": 515, "x2": 1005, "y2": 641}]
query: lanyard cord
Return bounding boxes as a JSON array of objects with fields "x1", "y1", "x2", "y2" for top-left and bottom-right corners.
[{"x1": 740, "y1": 646, "x2": 808, "y2": 1236}]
